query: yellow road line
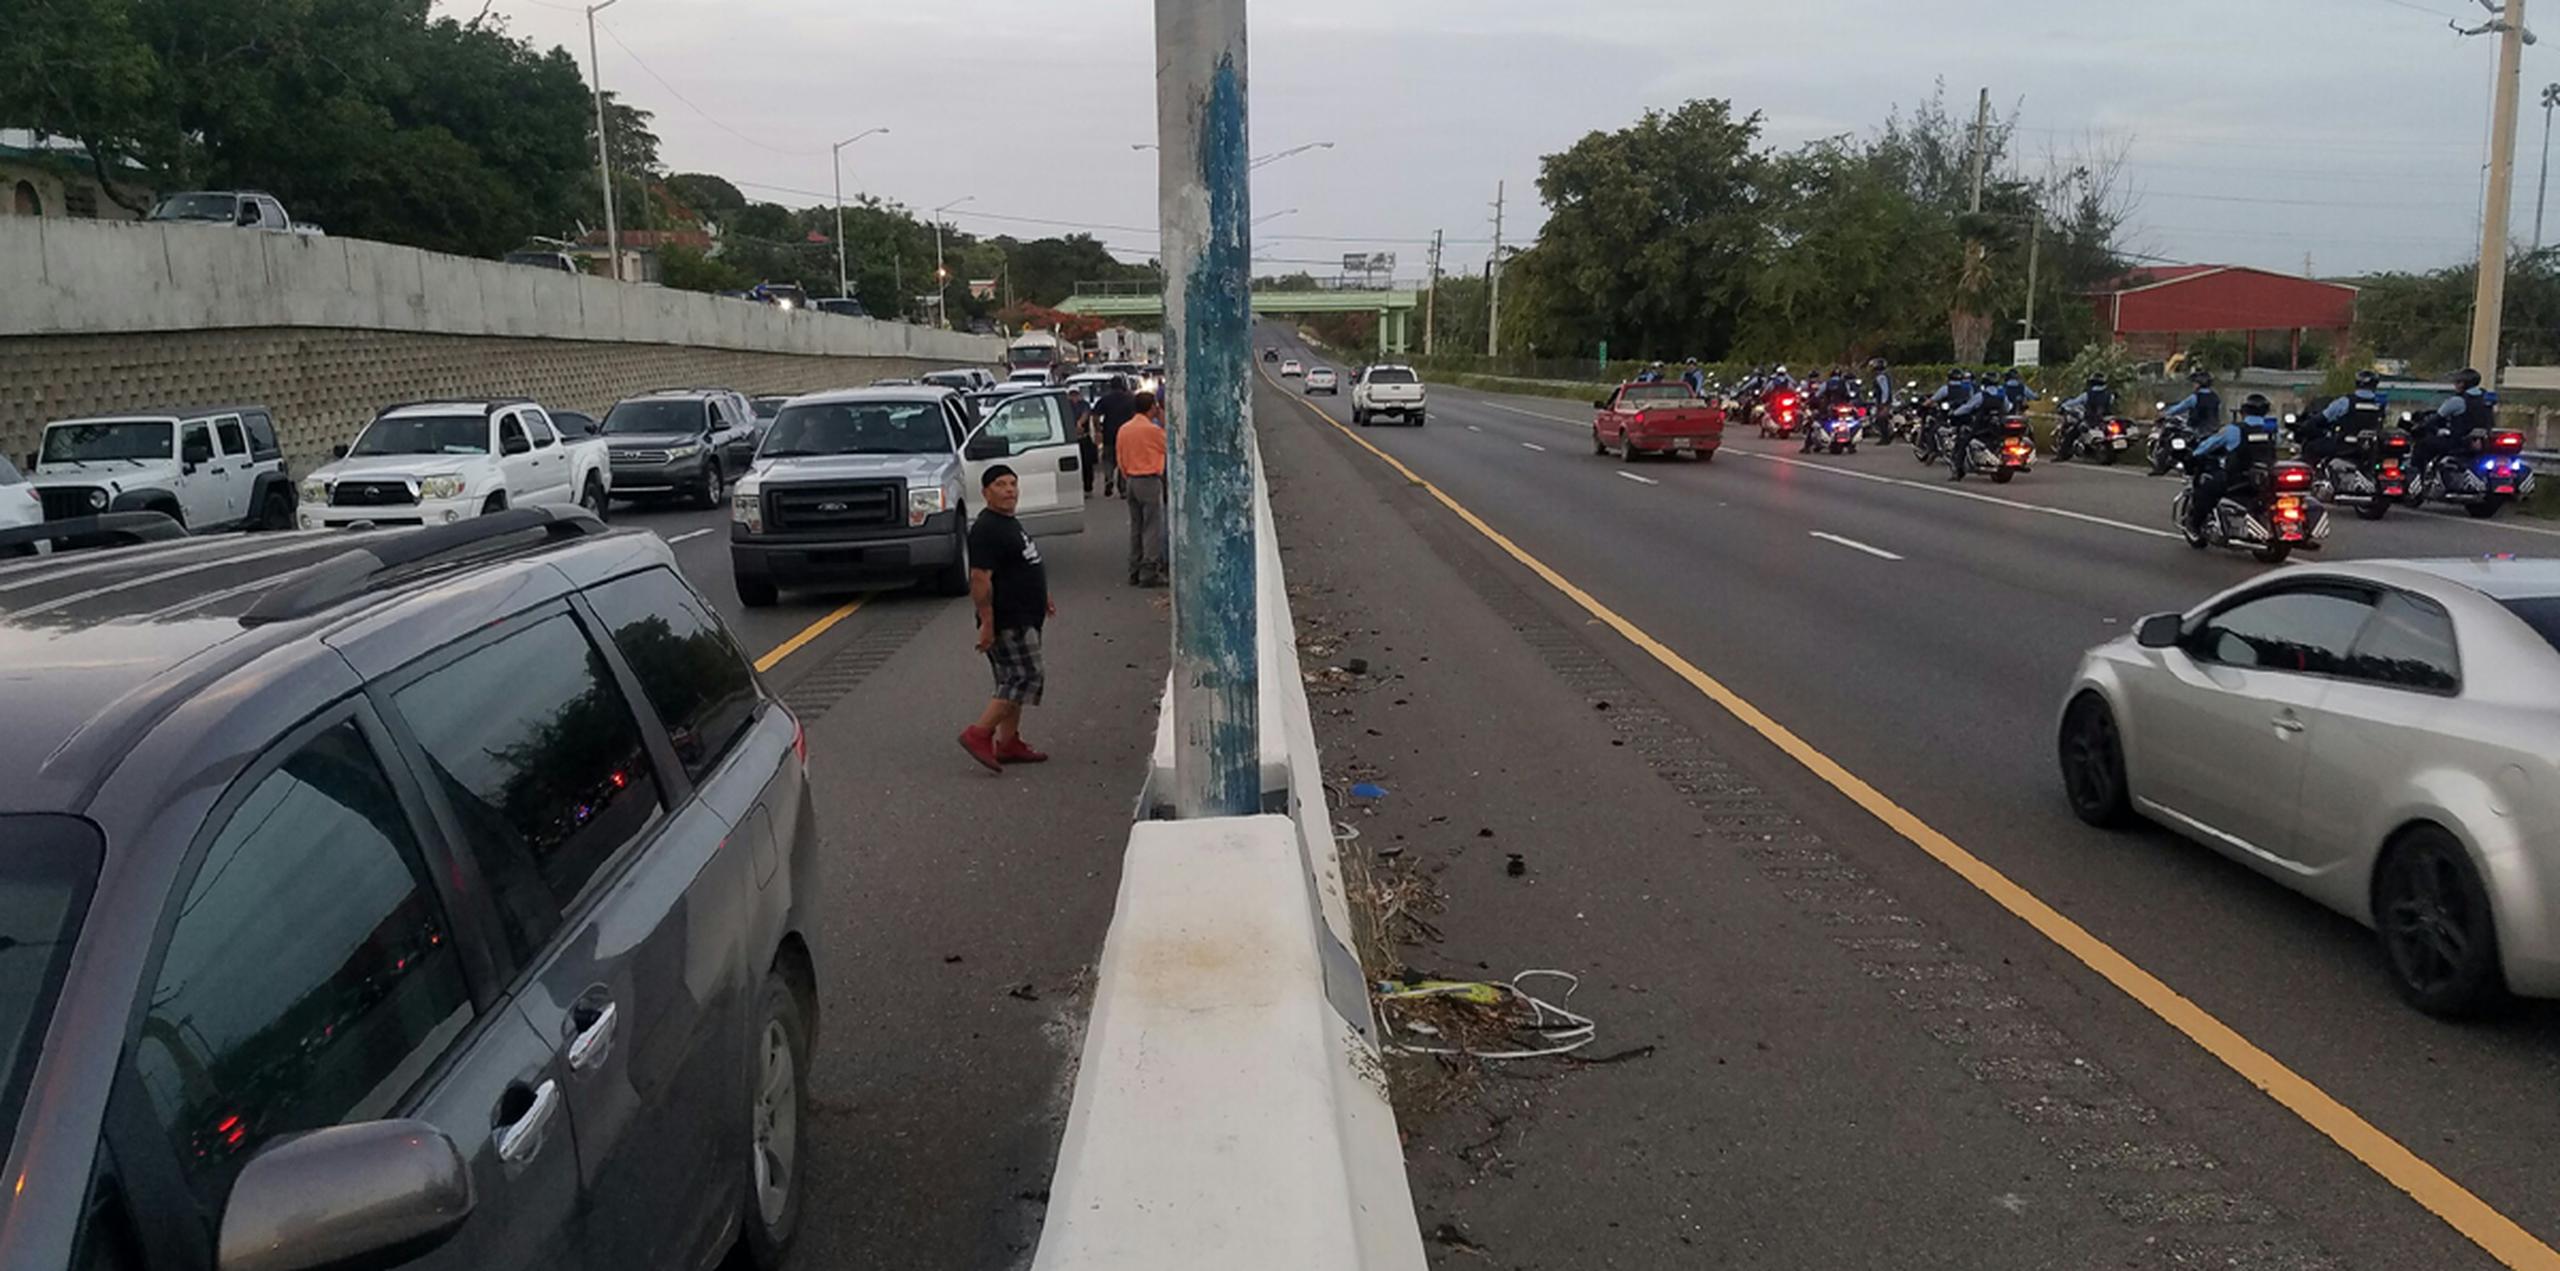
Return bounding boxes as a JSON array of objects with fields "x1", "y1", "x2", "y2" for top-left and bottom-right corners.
[
  {"x1": 754, "y1": 596, "x2": 867, "y2": 673},
  {"x1": 1273, "y1": 381, "x2": 2560, "y2": 1270}
]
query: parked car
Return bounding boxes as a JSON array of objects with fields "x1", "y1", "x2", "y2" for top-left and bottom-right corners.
[
  {"x1": 0, "y1": 507, "x2": 820, "y2": 1271},
  {"x1": 921, "y1": 369, "x2": 984, "y2": 394},
  {"x1": 1591, "y1": 381, "x2": 1725, "y2": 460},
  {"x1": 551, "y1": 409, "x2": 602, "y2": 439},
  {"x1": 0, "y1": 452, "x2": 41, "y2": 551},
  {"x1": 1004, "y1": 368, "x2": 1053, "y2": 388},
  {"x1": 1280, "y1": 359, "x2": 1304, "y2": 378},
  {"x1": 1304, "y1": 367, "x2": 1339, "y2": 395},
  {"x1": 1351, "y1": 364, "x2": 1427, "y2": 426},
  {"x1": 27, "y1": 405, "x2": 297, "y2": 532},
  {"x1": 600, "y1": 389, "x2": 760, "y2": 507},
  {"x1": 752, "y1": 396, "x2": 793, "y2": 424},
  {"x1": 145, "y1": 189, "x2": 321, "y2": 235},
  {"x1": 2057, "y1": 559, "x2": 2560, "y2": 1016},
  {"x1": 300, "y1": 400, "x2": 610, "y2": 529},
  {"x1": 729, "y1": 386, "x2": 1085, "y2": 606},
  {"x1": 812, "y1": 297, "x2": 869, "y2": 318}
]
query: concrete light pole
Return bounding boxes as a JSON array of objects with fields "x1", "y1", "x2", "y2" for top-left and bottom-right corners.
[
  {"x1": 2462, "y1": 0, "x2": 2534, "y2": 384},
  {"x1": 1155, "y1": 0, "x2": 1260, "y2": 818},
  {"x1": 832, "y1": 127, "x2": 888, "y2": 301},
  {"x1": 932, "y1": 195, "x2": 973, "y2": 329},
  {"x1": 585, "y1": 0, "x2": 621, "y2": 282}
]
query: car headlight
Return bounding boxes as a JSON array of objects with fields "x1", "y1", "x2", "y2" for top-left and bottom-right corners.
[
  {"x1": 732, "y1": 491, "x2": 762, "y2": 533},
  {"x1": 300, "y1": 477, "x2": 328, "y2": 504},
  {"x1": 666, "y1": 443, "x2": 703, "y2": 461},
  {"x1": 909, "y1": 486, "x2": 949, "y2": 527},
  {"x1": 419, "y1": 475, "x2": 467, "y2": 501}
]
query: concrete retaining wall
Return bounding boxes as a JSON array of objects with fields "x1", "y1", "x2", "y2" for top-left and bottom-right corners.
[{"x1": 0, "y1": 216, "x2": 1005, "y2": 468}]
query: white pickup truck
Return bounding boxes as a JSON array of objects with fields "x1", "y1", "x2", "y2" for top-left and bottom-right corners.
[
  {"x1": 1351, "y1": 364, "x2": 1428, "y2": 427},
  {"x1": 299, "y1": 399, "x2": 611, "y2": 529}
]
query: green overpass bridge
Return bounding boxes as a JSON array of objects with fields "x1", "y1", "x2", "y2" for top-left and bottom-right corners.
[{"x1": 1058, "y1": 285, "x2": 1420, "y2": 354}]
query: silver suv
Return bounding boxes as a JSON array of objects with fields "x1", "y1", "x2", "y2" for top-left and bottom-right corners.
[{"x1": 0, "y1": 508, "x2": 820, "y2": 1271}]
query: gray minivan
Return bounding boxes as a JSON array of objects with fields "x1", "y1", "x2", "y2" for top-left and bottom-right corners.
[{"x1": 0, "y1": 508, "x2": 819, "y2": 1271}]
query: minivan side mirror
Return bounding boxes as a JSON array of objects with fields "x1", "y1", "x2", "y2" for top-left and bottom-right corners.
[
  {"x1": 332, "y1": 443, "x2": 351, "y2": 459},
  {"x1": 2134, "y1": 612, "x2": 2184, "y2": 649},
  {"x1": 217, "y1": 1121, "x2": 473, "y2": 1271},
  {"x1": 964, "y1": 433, "x2": 1011, "y2": 461}
]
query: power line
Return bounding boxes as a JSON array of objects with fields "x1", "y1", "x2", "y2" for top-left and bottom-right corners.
[{"x1": 595, "y1": 21, "x2": 820, "y2": 158}]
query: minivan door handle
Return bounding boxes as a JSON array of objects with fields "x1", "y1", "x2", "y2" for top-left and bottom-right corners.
[
  {"x1": 496, "y1": 1080, "x2": 561, "y2": 1164},
  {"x1": 567, "y1": 999, "x2": 619, "y2": 1072}
]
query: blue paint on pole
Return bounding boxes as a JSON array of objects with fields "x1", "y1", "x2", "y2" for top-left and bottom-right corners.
[{"x1": 1172, "y1": 53, "x2": 1261, "y2": 818}]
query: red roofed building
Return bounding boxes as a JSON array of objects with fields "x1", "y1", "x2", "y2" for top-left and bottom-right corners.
[{"x1": 2090, "y1": 265, "x2": 2358, "y2": 369}]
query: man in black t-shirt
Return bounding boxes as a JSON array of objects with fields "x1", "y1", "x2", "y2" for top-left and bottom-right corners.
[
  {"x1": 959, "y1": 465, "x2": 1054, "y2": 771},
  {"x1": 1093, "y1": 380, "x2": 1138, "y2": 498}
]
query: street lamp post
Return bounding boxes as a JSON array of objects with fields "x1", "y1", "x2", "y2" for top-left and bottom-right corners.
[
  {"x1": 831, "y1": 127, "x2": 889, "y2": 301},
  {"x1": 585, "y1": 0, "x2": 621, "y2": 281},
  {"x1": 932, "y1": 195, "x2": 974, "y2": 329},
  {"x1": 2538, "y1": 83, "x2": 2560, "y2": 252}
]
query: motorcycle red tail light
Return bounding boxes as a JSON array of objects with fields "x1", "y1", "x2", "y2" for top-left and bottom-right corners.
[
  {"x1": 2381, "y1": 461, "x2": 2403, "y2": 479},
  {"x1": 2274, "y1": 467, "x2": 2312, "y2": 491},
  {"x1": 2493, "y1": 431, "x2": 2526, "y2": 453}
]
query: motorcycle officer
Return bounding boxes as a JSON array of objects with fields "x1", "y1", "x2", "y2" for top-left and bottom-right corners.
[
  {"x1": 1944, "y1": 374, "x2": 1996, "y2": 480},
  {"x1": 2057, "y1": 374, "x2": 2115, "y2": 455},
  {"x1": 2162, "y1": 368, "x2": 2223, "y2": 433},
  {"x1": 2184, "y1": 392, "x2": 2279, "y2": 537},
  {"x1": 2410, "y1": 367, "x2": 2494, "y2": 476},
  {"x1": 2301, "y1": 370, "x2": 2389, "y2": 467},
  {"x1": 1681, "y1": 358, "x2": 1708, "y2": 396},
  {"x1": 1868, "y1": 357, "x2": 1895, "y2": 410},
  {"x1": 1997, "y1": 367, "x2": 2038, "y2": 416},
  {"x1": 1637, "y1": 361, "x2": 1666, "y2": 384}
]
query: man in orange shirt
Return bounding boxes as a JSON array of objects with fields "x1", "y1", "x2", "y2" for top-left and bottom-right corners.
[{"x1": 1116, "y1": 391, "x2": 1168, "y2": 587}]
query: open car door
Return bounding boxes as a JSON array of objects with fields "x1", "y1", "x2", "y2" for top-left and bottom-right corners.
[{"x1": 965, "y1": 391, "x2": 1086, "y2": 537}]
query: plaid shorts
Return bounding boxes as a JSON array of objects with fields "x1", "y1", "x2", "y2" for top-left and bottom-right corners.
[{"x1": 986, "y1": 626, "x2": 1046, "y2": 705}]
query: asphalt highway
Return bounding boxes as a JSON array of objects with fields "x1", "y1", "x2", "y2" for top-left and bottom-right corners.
[{"x1": 1264, "y1": 329, "x2": 2560, "y2": 1268}]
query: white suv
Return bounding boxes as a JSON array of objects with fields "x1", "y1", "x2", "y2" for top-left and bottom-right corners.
[
  {"x1": 300, "y1": 400, "x2": 611, "y2": 529},
  {"x1": 27, "y1": 406, "x2": 298, "y2": 532}
]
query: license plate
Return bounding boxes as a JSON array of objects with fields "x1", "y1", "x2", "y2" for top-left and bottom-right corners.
[{"x1": 2111, "y1": 437, "x2": 2131, "y2": 448}]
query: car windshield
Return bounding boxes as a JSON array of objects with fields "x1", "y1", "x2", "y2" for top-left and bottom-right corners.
[
  {"x1": 0, "y1": 817, "x2": 102, "y2": 1156},
  {"x1": 2499, "y1": 596, "x2": 2560, "y2": 655},
  {"x1": 1367, "y1": 367, "x2": 1416, "y2": 384},
  {"x1": 761, "y1": 401, "x2": 952, "y2": 456},
  {"x1": 349, "y1": 415, "x2": 487, "y2": 456},
  {"x1": 1620, "y1": 384, "x2": 1698, "y2": 404},
  {"x1": 39, "y1": 421, "x2": 174, "y2": 463},
  {"x1": 148, "y1": 192, "x2": 238, "y2": 222},
  {"x1": 603, "y1": 399, "x2": 710, "y2": 436}
]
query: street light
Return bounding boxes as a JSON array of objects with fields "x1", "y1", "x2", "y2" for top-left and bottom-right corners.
[
  {"x1": 585, "y1": 0, "x2": 621, "y2": 281},
  {"x1": 932, "y1": 195, "x2": 974, "y2": 329},
  {"x1": 832, "y1": 127, "x2": 889, "y2": 302},
  {"x1": 2538, "y1": 83, "x2": 2560, "y2": 252}
]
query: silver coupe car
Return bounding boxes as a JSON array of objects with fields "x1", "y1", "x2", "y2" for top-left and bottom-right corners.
[{"x1": 2057, "y1": 558, "x2": 2560, "y2": 1016}]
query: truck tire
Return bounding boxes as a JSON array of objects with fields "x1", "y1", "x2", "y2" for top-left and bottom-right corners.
[
  {"x1": 1352, "y1": 407, "x2": 1368, "y2": 426},
  {"x1": 579, "y1": 473, "x2": 610, "y2": 521},
  {"x1": 1410, "y1": 412, "x2": 1425, "y2": 427},
  {"x1": 736, "y1": 574, "x2": 779, "y2": 608},
  {"x1": 696, "y1": 463, "x2": 727, "y2": 510},
  {"x1": 935, "y1": 513, "x2": 971, "y2": 597},
  {"x1": 256, "y1": 487, "x2": 294, "y2": 531}
]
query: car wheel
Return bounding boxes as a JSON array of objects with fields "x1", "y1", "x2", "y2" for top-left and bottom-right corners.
[
  {"x1": 579, "y1": 475, "x2": 609, "y2": 521},
  {"x1": 1697, "y1": 447, "x2": 1715, "y2": 463},
  {"x1": 2057, "y1": 693, "x2": 2133, "y2": 828},
  {"x1": 255, "y1": 488, "x2": 294, "y2": 532},
  {"x1": 736, "y1": 574, "x2": 779, "y2": 608},
  {"x1": 2373, "y1": 826, "x2": 2507, "y2": 1017},
  {"x1": 937, "y1": 512, "x2": 971, "y2": 597},
  {"x1": 1353, "y1": 408, "x2": 1368, "y2": 426},
  {"x1": 737, "y1": 971, "x2": 812, "y2": 1269},
  {"x1": 1620, "y1": 431, "x2": 1641, "y2": 463},
  {"x1": 1411, "y1": 413, "x2": 1425, "y2": 427},
  {"x1": 1592, "y1": 429, "x2": 1609, "y2": 456},
  {"x1": 698, "y1": 464, "x2": 727, "y2": 510}
]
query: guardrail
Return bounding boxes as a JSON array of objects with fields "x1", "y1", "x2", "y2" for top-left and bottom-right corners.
[{"x1": 1034, "y1": 449, "x2": 1424, "y2": 1271}]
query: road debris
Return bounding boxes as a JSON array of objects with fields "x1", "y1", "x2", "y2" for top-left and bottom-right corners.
[{"x1": 1375, "y1": 970, "x2": 1597, "y2": 1061}]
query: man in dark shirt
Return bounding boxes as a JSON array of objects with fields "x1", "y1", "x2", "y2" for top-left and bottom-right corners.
[
  {"x1": 959, "y1": 465, "x2": 1054, "y2": 771},
  {"x1": 1093, "y1": 379, "x2": 1138, "y2": 498}
]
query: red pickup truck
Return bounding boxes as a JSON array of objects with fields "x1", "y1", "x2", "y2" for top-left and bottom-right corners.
[{"x1": 1592, "y1": 382, "x2": 1727, "y2": 462}]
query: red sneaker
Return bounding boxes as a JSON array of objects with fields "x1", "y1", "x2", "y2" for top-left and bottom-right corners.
[
  {"x1": 997, "y1": 737, "x2": 1050, "y2": 764},
  {"x1": 958, "y1": 726, "x2": 1003, "y2": 773}
]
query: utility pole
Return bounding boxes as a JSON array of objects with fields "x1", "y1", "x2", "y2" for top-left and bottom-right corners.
[
  {"x1": 1952, "y1": 87, "x2": 1993, "y2": 364},
  {"x1": 2537, "y1": 82, "x2": 2560, "y2": 251},
  {"x1": 1965, "y1": 88, "x2": 1991, "y2": 214},
  {"x1": 585, "y1": 0, "x2": 621, "y2": 282},
  {"x1": 2462, "y1": 0, "x2": 2533, "y2": 384},
  {"x1": 931, "y1": 195, "x2": 973, "y2": 330},
  {"x1": 831, "y1": 128, "x2": 887, "y2": 302},
  {"x1": 1424, "y1": 228, "x2": 1443, "y2": 357},
  {"x1": 1487, "y1": 181, "x2": 1505, "y2": 359},
  {"x1": 1155, "y1": 0, "x2": 1259, "y2": 818},
  {"x1": 2022, "y1": 207, "x2": 2042, "y2": 341}
]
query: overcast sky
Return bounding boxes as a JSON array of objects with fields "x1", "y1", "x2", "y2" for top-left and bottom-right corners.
[{"x1": 457, "y1": 0, "x2": 2537, "y2": 282}]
